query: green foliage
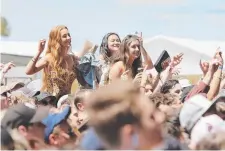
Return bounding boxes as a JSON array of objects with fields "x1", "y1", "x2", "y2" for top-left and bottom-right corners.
[{"x1": 1, "y1": 16, "x2": 10, "y2": 37}]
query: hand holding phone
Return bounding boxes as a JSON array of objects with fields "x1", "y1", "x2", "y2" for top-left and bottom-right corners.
[{"x1": 154, "y1": 50, "x2": 171, "y2": 73}]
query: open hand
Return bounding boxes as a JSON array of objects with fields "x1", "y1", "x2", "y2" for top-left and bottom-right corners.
[
  {"x1": 170, "y1": 53, "x2": 183, "y2": 68},
  {"x1": 38, "y1": 39, "x2": 46, "y2": 53},
  {"x1": 2, "y1": 62, "x2": 15, "y2": 73},
  {"x1": 199, "y1": 60, "x2": 209, "y2": 76}
]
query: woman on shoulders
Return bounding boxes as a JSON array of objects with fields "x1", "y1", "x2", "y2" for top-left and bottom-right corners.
[
  {"x1": 99, "y1": 33, "x2": 121, "y2": 85},
  {"x1": 26, "y1": 25, "x2": 80, "y2": 99},
  {"x1": 109, "y1": 34, "x2": 153, "y2": 82}
]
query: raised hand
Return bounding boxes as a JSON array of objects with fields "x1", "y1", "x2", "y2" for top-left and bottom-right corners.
[
  {"x1": 2, "y1": 62, "x2": 15, "y2": 73},
  {"x1": 199, "y1": 60, "x2": 209, "y2": 76},
  {"x1": 135, "y1": 32, "x2": 143, "y2": 45},
  {"x1": 38, "y1": 39, "x2": 46, "y2": 53},
  {"x1": 170, "y1": 53, "x2": 183, "y2": 68}
]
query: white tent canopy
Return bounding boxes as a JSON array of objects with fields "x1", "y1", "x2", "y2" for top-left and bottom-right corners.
[
  {"x1": 0, "y1": 41, "x2": 78, "y2": 57},
  {"x1": 143, "y1": 35, "x2": 225, "y2": 75},
  {"x1": 1, "y1": 36, "x2": 224, "y2": 75}
]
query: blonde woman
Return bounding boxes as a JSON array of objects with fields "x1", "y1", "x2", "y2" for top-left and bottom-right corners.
[{"x1": 26, "y1": 25, "x2": 82, "y2": 99}]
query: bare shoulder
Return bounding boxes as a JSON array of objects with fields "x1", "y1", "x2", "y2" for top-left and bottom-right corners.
[
  {"x1": 112, "y1": 61, "x2": 124, "y2": 68},
  {"x1": 44, "y1": 54, "x2": 52, "y2": 62}
]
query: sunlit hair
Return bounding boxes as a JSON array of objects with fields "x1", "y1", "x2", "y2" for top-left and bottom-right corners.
[
  {"x1": 114, "y1": 34, "x2": 142, "y2": 78},
  {"x1": 10, "y1": 91, "x2": 33, "y2": 105},
  {"x1": 100, "y1": 33, "x2": 121, "y2": 63},
  {"x1": 42, "y1": 25, "x2": 70, "y2": 91}
]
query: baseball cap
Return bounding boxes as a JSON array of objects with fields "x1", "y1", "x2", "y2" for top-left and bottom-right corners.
[
  {"x1": 26, "y1": 79, "x2": 42, "y2": 92},
  {"x1": 30, "y1": 106, "x2": 50, "y2": 124},
  {"x1": 16, "y1": 87, "x2": 40, "y2": 98},
  {"x1": 179, "y1": 94, "x2": 219, "y2": 133},
  {"x1": 7, "y1": 82, "x2": 25, "y2": 91},
  {"x1": 191, "y1": 114, "x2": 225, "y2": 145},
  {"x1": 1, "y1": 103, "x2": 49, "y2": 129},
  {"x1": 1, "y1": 103, "x2": 36, "y2": 129},
  {"x1": 57, "y1": 95, "x2": 69, "y2": 108},
  {"x1": 35, "y1": 92, "x2": 56, "y2": 102},
  {"x1": 179, "y1": 79, "x2": 192, "y2": 88},
  {"x1": 42, "y1": 106, "x2": 71, "y2": 143}
]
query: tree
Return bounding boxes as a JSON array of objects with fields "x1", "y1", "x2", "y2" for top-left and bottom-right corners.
[{"x1": 1, "y1": 16, "x2": 10, "y2": 37}]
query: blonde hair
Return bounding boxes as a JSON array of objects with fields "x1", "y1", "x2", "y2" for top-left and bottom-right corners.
[
  {"x1": 87, "y1": 80, "x2": 142, "y2": 148},
  {"x1": 148, "y1": 93, "x2": 180, "y2": 107},
  {"x1": 42, "y1": 25, "x2": 70, "y2": 91},
  {"x1": 10, "y1": 91, "x2": 33, "y2": 105}
]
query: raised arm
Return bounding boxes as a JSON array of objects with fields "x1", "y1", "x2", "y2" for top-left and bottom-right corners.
[
  {"x1": 25, "y1": 40, "x2": 48, "y2": 75},
  {"x1": 207, "y1": 51, "x2": 223, "y2": 100},
  {"x1": 0, "y1": 62, "x2": 15, "y2": 85},
  {"x1": 137, "y1": 32, "x2": 154, "y2": 69},
  {"x1": 74, "y1": 40, "x2": 94, "y2": 58}
]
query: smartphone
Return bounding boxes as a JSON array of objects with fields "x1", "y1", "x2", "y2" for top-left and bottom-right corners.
[{"x1": 154, "y1": 50, "x2": 171, "y2": 73}]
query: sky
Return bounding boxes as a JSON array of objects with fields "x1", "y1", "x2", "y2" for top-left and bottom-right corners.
[{"x1": 1, "y1": 0, "x2": 225, "y2": 50}]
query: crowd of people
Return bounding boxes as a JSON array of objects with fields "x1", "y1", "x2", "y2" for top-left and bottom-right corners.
[{"x1": 1, "y1": 25, "x2": 225, "y2": 150}]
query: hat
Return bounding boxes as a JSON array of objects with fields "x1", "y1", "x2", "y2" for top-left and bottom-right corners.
[
  {"x1": 191, "y1": 114, "x2": 225, "y2": 145},
  {"x1": 1, "y1": 103, "x2": 49, "y2": 129},
  {"x1": 26, "y1": 79, "x2": 42, "y2": 92},
  {"x1": 42, "y1": 106, "x2": 71, "y2": 143},
  {"x1": 1, "y1": 103, "x2": 36, "y2": 129},
  {"x1": 179, "y1": 94, "x2": 219, "y2": 133},
  {"x1": 35, "y1": 92, "x2": 56, "y2": 102},
  {"x1": 8, "y1": 82, "x2": 25, "y2": 91},
  {"x1": 80, "y1": 127, "x2": 104, "y2": 150},
  {"x1": 179, "y1": 79, "x2": 192, "y2": 88},
  {"x1": 16, "y1": 87, "x2": 40, "y2": 98},
  {"x1": 57, "y1": 95, "x2": 69, "y2": 108},
  {"x1": 30, "y1": 106, "x2": 50, "y2": 124}
]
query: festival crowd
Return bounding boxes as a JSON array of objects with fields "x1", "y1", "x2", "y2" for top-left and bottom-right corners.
[{"x1": 1, "y1": 25, "x2": 225, "y2": 150}]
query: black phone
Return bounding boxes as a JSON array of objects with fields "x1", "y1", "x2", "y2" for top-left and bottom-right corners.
[{"x1": 154, "y1": 50, "x2": 171, "y2": 73}]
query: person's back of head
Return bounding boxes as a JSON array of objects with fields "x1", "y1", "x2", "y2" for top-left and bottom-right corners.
[
  {"x1": 160, "y1": 79, "x2": 179, "y2": 94},
  {"x1": 87, "y1": 80, "x2": 141, "y2": 149}
]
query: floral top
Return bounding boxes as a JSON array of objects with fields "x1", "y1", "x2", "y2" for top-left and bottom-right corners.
[{"x1": 45, "y1": 57, "x2": 77, "y2": 99}]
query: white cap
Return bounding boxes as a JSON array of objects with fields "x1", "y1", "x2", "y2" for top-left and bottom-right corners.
[
  {"x1": 191, "y1": 114, "x2": 225, "y2": 145},
  {"x1": 57, "y1": 95, "x2": 69, "y2": 108},
  {"x1": 179, "y1": 79, "x2": 192, "y2": 88}
]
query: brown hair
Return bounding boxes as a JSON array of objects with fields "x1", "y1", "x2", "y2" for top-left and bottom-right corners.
[
  {"x1": 87, "y1": 80, "x2": 142, "y2": 148},
  {"x1": 74, "y1": 89, "x2": 92, "y2": 110},
  {"x1": 148, "y1": 93, "x2": 180, "y2": 108},
  {"x1": 42, "y1": 25, "x2": 70, "y2": 91},
  {"x1": 114, "y1": 35, "x2": 142, "y2": 78}
]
